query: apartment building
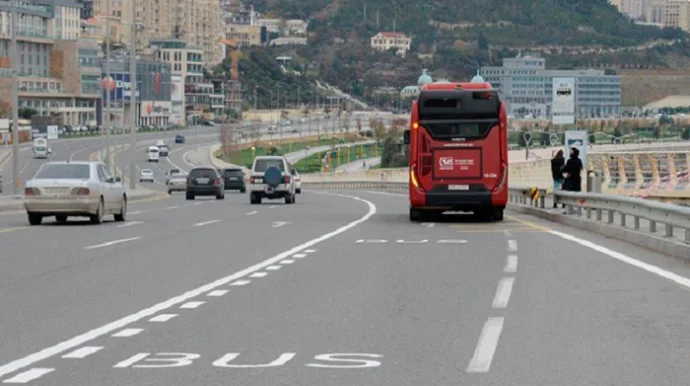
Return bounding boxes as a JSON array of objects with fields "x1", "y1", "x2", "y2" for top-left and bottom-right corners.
[
  {"x1": 0, "y1": 1, "x2": 101, "y2": 125},
  {"x1": 480, "y1": 55, "x2": 622, "y2": 119},
  {"x1": 100, "y1": 56, "x2": 172, "y2": 126},
  {"x1": 225, "y1": 23, "x2": 266, "y2": 47},
  {"x1": 664, "y1": 0, "x2": 690, "y2": 31},
  {"x1": 150, "y1": 39, "x2": 225, "y2": 123},
  {"x1": 370, "y1": 32, "x2": 411, "y2": 55},
  {"x1": 91, "y1": 0, "x2": 224, "y2": 65}
]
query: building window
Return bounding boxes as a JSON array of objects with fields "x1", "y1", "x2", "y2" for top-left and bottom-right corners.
[
  {"x1": 81, "y1": 75, "x2": 100, "y2": 95},
  {"x1": 78, "y1": 48, "x2": 98, "y2": 66}
]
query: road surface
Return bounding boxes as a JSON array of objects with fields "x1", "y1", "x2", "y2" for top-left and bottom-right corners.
[{"x1": 1, "y1": 187, "x2": 690, "y2": 384}]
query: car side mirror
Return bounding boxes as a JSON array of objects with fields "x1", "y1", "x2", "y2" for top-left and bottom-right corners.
[
  {"x1": 114, "y1": 176, "x2": 122, "y2": 183},
  {"x1": 403, "y1": 130, "x2": 410, "y2": 145}
]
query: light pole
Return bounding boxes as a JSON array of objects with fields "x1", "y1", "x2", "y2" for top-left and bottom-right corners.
[
  {"x1": 128, "y1": 14, "x2": 138, "y2": 190},
  {"x1": 11, "y1": 0, "x2": 19, "y2": 195},
  {"x1": 104, "y1": 0, "x2": 111, "y2": 172}
]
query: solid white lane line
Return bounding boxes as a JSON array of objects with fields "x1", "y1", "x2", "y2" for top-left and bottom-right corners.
[
  {"x1": 246, "y1": 210, "x2": 257, "y2": 215},
  {"x1": 62, "y1": 346, "x2": 103, "y2": 359},
  {"x1": 230, "y1": 280, "x2": 250, "y2": 286},
  {"x1": 0, "y1": 192, "x2": 376, "y2": 379},
  {"x1": 292, "y1": 253, "x2": 307, "y2": 258},
  {"x1": 179, "y1": 301, "x2": 205, "y2": 309},
  {"x1": 491, "y1": 277, "x2": 515, "y2": 309},
  {"x1": 2, "y1": 368, "x2": 54, "y2": 383},
  {"x1": 507, "y1": 240, "x2": 517, "y2": 251},
  {"x1": 266, "y1": 265, "x2": 281, "y2": 270},
  {"x1": 148, "y1": 314, "x2": 178, "y2": 322},
  {"x1": 551, "y1": 229, "x2": 690, "y2": 290},
  {"x1": 466, "y1": 317, "x2": 504, "y2": 373},
  {"x1": 207, "y1": 290, "x2": 228, "y2": 297},
  {"x1": 504, "y1": 255, "x2": 518, "y2": 273},
  {"x1": 304, "y1": 249, "x2": 317, "y2": 253},
  {"x1": 280, "y1": 259, "x2": 294, "y2": 264},
  {"x1": 128, "y1": 210, "x2": 142, "y2": 215},
  {"x1": 193, "y1": 219, "x2": 221, "y2": 227},
  {"x1": 111, "y1": 328, "x2": 143, "y2": 338},
  {"x1": 84, "y1": 237, "x2": 142, "y2": 250},
  {"x1": 117, "y1": 221, "x2": 143, "y2": 228},
  {"x1": 250, "y1": 272, "x2": 267, "y2": 278}
]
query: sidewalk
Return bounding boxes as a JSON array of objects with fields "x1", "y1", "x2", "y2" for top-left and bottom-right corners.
[{"x1": 336, "y1": 156, "x2": 381, "y2": 172}]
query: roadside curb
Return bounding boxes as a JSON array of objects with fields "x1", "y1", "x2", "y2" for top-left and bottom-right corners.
[{"x1": 510, "y1": 204, "x2": 690, "y2": 261}]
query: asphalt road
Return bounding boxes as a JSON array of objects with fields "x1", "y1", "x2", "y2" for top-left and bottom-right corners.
[
  {"x1": 2, "y1": 187, "x2": 690, "y2": 384},
  {"x1": 0, "y1": 127, "x2": 218, "y2": 196}
]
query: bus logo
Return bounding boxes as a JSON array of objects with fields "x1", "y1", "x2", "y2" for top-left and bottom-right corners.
[{"x1": 439, "y1": 157, "x2": 454, "y2": 170}]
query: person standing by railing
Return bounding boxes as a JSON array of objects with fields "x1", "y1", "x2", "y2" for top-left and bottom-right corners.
[{"x1": 550, "y1": 150, "x2": 565, "y2": 208}]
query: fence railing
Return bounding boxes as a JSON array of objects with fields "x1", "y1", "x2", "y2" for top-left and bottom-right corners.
[{"x1": 555, "y1": 190, "x2": 690, "y2": 243}]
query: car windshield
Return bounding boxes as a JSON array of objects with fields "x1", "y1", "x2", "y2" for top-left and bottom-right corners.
[
  {"x1": 190, "y1": 168, "x2": 217, "y2": 178},
  {"x1": 34, "y1": 164, "x2": 90, "y2": 179},
  {"x1": 254, "y1": 159, "x2": 285, "y2": 172}
]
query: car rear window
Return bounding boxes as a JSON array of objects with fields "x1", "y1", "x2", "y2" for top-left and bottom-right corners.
[
  {"x1": 34, "y1": 164, "x2": 90, "y2": 179},
  {"x1": 223, "y1": 169, "x2": 243, "y2": 177},
  {"x1": 190, "y1": 168, "x2": 217, "y2": 178},
  {"x1": 254, "y1": 159, "x2": 285, "y2": 172}
]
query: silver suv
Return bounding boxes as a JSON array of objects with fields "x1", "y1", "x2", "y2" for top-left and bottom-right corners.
[{"x1": 249, "y1": 156, "x2": 296, "y2": 204}]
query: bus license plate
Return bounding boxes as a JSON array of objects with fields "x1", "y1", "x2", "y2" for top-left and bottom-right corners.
[{"x1": 449, "y1": 184, "x2": 469, "y2": 190}]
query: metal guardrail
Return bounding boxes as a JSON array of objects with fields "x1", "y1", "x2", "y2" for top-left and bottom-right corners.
[
  {"x1": 508, "y1": 186, "x2": 547, "y2": 209},
  {"x1": 302, "y1": 181, "x2": 407, "y2": 192},
  {"x1": 555, "y1": 191, "x2": 690, "y2": 243}
]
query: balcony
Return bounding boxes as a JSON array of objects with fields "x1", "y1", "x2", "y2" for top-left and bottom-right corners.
[{"x1": 0, "y1": 30, "x2": 55, "y2": 43}]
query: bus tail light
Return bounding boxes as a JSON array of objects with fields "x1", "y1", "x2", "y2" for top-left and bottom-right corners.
[
  {"x1": 494, "y1": 162, "x2": 508, "y2": 191},
  {"x1": 410, "y1": 162, "x2": 421, "y2": 189}
]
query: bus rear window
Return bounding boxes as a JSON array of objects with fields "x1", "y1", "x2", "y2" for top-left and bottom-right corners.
[{"x1": 422, "y1": 122, "x2": 494, "y2": 139}]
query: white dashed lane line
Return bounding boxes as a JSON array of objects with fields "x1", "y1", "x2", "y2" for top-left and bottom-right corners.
[
  {"x1": 148, "y1": 314, "x2": 178, "y2": 323},
  {"x1": 491, "y1": 277, "x2": 515, "y2": 309},
  {"x1": 504, "y1": 254, "x2": 518, "y2": 273},
  {"x1": 111, "y1": 328, "x2": 143, "y2": 338},
  {"x1": 61, "y1": 347, "x2": 103, "y2": 359},
  {"x1": 507, "y1": 239, "x2": 517, "y2": 251},
  {"x1": 0, "y1": 192, "x2": 372, "y2": 383},
  {"x1": 193, "y1": 219, "x2": 222, "y2": 227},
  {"x1": 466, "y1": 317, "x2": 504, "y2": 373}
]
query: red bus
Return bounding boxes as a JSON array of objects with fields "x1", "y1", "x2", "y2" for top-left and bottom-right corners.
[{"x1": 403, "y1": 82, "x2": 508, "y2": 222}]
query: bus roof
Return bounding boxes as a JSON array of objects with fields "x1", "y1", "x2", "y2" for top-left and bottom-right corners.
[{"x1": 420, "y1": 82, "x2": 493, "y2": 91}]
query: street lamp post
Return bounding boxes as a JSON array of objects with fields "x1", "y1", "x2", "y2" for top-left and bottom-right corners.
[
  {"x1": 10, "y1": 0, "x2": 19, "y2": 195},
  {"x1": 128, "y1": 14, "x2": 138, "y2": 190},
  {"x1": 104, "y1": 0, "x2": 111, "y2": 172}
]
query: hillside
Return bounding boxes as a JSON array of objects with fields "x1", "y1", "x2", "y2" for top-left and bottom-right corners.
[{"x1": 245, "y1": 0, "x2": 690, "y2": 105}]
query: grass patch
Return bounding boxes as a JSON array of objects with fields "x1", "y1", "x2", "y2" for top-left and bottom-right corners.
[
  {"x1": 294, "y1": 143, "x2": 383, "y2": 173},
  {"x1": 217, "y1": 136, "x2": 369, "y2": 168}
]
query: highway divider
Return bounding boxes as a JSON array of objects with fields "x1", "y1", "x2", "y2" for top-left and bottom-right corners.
[{"x1": 298, "y1": 180, "x2": 690, "y2": 260}]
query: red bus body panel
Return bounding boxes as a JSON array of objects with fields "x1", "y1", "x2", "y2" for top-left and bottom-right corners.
[{"x1": 408, "y1": 82, "x2": 508, "y2": 213}]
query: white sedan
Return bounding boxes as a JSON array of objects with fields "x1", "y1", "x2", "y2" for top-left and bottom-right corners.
[
  {"x1": 24, "y1": 161, "x2": 127, "y2": 225},
  {"x1": 140, "y1": 169, "x2": 155, "y2": 182}
]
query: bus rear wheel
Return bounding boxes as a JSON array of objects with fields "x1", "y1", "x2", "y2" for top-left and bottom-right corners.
[{"x1": 409, "y1": 208, "x2": 423, "y2": 222}]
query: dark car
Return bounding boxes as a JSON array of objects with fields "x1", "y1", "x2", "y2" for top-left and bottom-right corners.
[
  {"x1": 222, "y1": 168, "x2": 246, "y2": 192},
  {"x1": 175, "y1": 134, "x2": 185, "y2": 144},
  {"x1": 185, "y1": 166, "x2": 225, "y2": 200}
]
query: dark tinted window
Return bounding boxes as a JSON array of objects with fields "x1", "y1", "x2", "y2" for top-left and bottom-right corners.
[
  {"x1": 423, "y1": 122, "x2": 494, "y2": 139},
  {"x1": 254, "y1": 159, "x2": 285, "y2": 172},
  {"x1": 223, "y1": 169, "x2": 243, "y2": 177},
  {"x1": 34, "y1": 164, "x2": 91, "y2": 179},
  {"x1": 189, "y1": 168, "x2": 218, "y2": 178}
]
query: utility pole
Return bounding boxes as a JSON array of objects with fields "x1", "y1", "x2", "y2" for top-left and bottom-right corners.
[
  {"x1": 128, "y1": 12, "x2": 138, "y2": 190},
  {"x1": 104, "y1": 0, "x2": 111, "y2": 172},
  {"x1": 10, "y1": 0, "x2": 19, "y2": 195}
]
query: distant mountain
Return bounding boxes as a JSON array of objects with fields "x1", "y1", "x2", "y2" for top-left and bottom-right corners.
[{"x1": 244, "y1": 0, "x2": 689, "y2": 109}]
